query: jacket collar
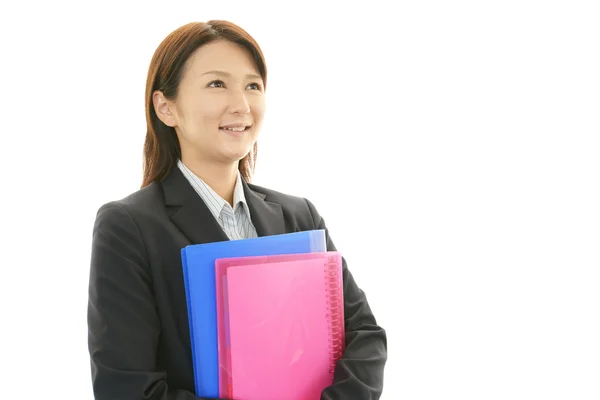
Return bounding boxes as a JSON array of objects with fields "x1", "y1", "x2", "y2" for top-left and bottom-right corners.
[{"x1": 161, "y1": 166, "x2": 285, "y2": 245}]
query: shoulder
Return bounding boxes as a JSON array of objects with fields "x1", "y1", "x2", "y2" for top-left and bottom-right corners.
[
  {"x1": 93, "y1": 182, "x2": 164, "y2": 230},
  {"x1": 247, "y1": 182, "x2": 323, "y2": 224}
]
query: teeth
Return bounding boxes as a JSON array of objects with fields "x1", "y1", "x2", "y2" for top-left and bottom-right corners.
[{"x1": 221, "y1": 126, "x2": 246, "y2": 132}]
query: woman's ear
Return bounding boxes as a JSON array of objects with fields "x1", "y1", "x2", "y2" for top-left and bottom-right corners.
[{"x1": 152, "y1": 90, "x2": 177, "y2": 127}]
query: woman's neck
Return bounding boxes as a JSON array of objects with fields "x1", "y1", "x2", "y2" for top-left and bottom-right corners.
[{"x1": 181, "y1": 158, "x2": 239, "y2": 207}]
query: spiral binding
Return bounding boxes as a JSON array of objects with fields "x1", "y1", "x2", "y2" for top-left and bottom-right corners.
[{"x1": 324, "y1": 254, "x2": 344, "y2": 379}]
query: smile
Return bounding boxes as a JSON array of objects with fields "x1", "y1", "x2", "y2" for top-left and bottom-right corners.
[
  {"x1": 219, "y1": 125, "x2": 251, "y2": 135},
  {"x1": 220, "y1": 126, "x2": 250, "y2": 132}
]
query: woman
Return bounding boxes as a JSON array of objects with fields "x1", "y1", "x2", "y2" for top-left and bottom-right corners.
[{"x1": 88, "y1": 20, "x2": 387, "y2": 400}]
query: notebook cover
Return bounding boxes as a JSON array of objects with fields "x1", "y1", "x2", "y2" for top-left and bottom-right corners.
[
  {"x1": 215, "y1": 252, "x2": 345, "y2": 400},
  {"x1": 180, "y1": 229, "x2": 327, "y2": 398}
]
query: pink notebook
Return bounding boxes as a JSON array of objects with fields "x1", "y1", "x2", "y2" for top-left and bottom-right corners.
[{"x1": 215, "y1": 252, "x2": 345, "y2": 400}]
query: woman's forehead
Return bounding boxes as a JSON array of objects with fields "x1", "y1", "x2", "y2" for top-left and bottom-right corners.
[{"x1": 185, "y1": 41, "x2": 260, "y2": 78}]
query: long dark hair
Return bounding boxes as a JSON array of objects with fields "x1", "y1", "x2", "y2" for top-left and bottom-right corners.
[{"x1": 141, "y1": 21, "x2": 267, "y2": 188}]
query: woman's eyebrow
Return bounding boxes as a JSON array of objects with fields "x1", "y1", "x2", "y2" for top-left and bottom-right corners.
[{"x1": 201, "y1": 70, "x2": 262, "y2": 81}]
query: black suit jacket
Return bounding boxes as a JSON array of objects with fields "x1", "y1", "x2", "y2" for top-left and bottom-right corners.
[{"x1": 88, "y1": 166, "x2": 387, "y2": 400}]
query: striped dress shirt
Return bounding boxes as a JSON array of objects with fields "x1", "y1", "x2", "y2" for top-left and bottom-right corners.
[{"x1": 177, "y1": 159, "x2": 258, "y2": 241}]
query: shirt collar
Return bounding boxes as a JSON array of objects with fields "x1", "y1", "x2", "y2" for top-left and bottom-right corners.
[
  {"x1": 232, "y1": 172, "x2": 247, "y2": 208},
  {"x1": 177, "y1": 159, "x2": 250, "y2": 221}
]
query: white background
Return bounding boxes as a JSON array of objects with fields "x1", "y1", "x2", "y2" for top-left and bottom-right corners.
[{"x1": 1, "y1": 1, "x2": 599, "y2": 399}]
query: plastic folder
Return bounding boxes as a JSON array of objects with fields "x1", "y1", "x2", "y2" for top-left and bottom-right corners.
[
  {"x1": 181, "y1": 229, "x2": 327, "y2": 398},
  {"x1": 215, "y1": 252, "x2": 345, "y2": 400}
]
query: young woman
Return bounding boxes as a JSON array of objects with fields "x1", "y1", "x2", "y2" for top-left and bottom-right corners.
[{"x1": 87, "y1": 20, "x2": 387, "y2": 400}]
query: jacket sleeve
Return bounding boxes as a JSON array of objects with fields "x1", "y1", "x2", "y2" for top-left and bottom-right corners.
[
  {"x1": 304, "y1": 199, "x2": 388, "y2": 400},
  {"x1": 87, "y1": 202, "x2": 226, "y2": 400}
]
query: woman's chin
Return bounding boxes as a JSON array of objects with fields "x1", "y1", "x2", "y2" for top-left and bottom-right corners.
[
  {"x1": 220, "y1": 150, "x2": 251, "y2": 164},
  {"x1": 221, "y1": 143, "x2": 254, "y2": 161}
]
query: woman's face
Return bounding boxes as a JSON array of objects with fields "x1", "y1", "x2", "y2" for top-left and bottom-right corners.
[{"x1": 155, "y1": 40, "x2": 266, "y2": 167}]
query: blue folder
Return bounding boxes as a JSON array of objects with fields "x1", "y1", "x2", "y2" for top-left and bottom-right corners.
[{"x1": 181, "y1": 229, "x2": 327, "y2": 397}]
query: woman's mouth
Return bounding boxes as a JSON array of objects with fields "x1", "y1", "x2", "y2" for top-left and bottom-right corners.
[{"x1": 219, "y1": 125, "x2": 251, "y2": 135}]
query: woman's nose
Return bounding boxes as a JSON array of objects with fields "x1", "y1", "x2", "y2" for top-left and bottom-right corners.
[{"x1": 229, "y1": 91, "x2": 251, "y2": 115}]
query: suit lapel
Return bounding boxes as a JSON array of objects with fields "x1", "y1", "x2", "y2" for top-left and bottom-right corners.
[
  {"x1": 161, "y1": 166, "x2": 229, "y2": 245},
  {"x1": 242, "y1": 179, "x2": 286, "y2": 237},
  {"x1": 161, "y1": 166, "x2": 287, "y2": 243}
]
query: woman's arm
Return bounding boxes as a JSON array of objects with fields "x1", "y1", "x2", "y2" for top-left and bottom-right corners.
[
  {"x1": 305, "y1": 199, "x2": 388, "y2": 400},
  {"x1": 88, "y1": 202, "x2": 222, "y2": 400}
]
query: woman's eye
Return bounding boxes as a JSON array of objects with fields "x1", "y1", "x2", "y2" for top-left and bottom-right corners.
[
  {"x1": 207, "y1": 80, "x2": 261, "y2": 90},
  {"x1": 247, "y1": 82, "x2": 262, "y2": 90},
  {"x1": 208, "y1": 80, "x2": 225, "y2": 88}
]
